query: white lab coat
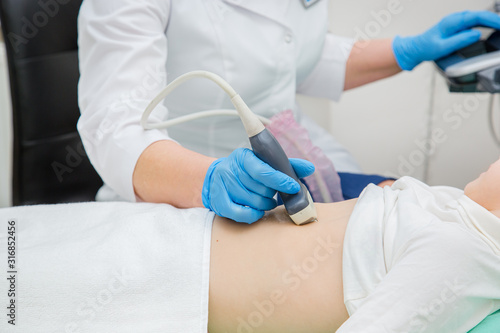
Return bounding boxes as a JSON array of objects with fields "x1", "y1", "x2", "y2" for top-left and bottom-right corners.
[{"x1": 78, "y1": 0, "x2": 360, "y2": 202}]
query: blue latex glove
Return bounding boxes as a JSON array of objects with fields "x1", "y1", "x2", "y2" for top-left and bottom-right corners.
[
  {"x1": 202, "y1": 148, "x2": 315, "y2": 224},
  {"x1": 393, "y1": 11, "x2": 500, "y2": 71}
]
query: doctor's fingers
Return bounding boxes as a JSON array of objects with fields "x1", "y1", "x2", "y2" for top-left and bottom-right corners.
[
  {"x1": 441, "y1": 29, "x2": 482, "y2": 53},
  {"x1": 240, "y1": 151, "x2": 300, "y2": 195},
  {"x1": 237, "y1": 171, "x2": 277, "y2": 199},
  {"x1": 223, "y1": 175, "x2": 278, "y2": 211},
  {"x1": 439, "y1": 11, "x2": 500, "y2": 36},
  {"x1": 239, "y1": 158, "x2": 314, "y2": 196},
  {"x1": 289, "y1": 158, "x2": 315, "y2": 179},
  {"x1": 210, "y1": 181, "x2": 270, "y2": 223}
]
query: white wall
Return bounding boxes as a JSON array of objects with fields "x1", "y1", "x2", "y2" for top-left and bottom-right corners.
[
  {"x1": 301, "y1": 0, "x2": 499, "y2": 189},
  {"x1": 0, "y1": 42, "x2": 12, "y2": 207}
]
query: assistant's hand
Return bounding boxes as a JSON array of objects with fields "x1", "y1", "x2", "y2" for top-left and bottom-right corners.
[
  {"x1": 392, "y1": 11, "x2": 500, "y2": 71},
  {"x1": 202, "y1": 148, "x2": 315, "y2": 224}
]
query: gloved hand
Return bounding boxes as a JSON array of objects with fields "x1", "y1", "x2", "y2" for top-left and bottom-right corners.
[
  {"x1": 202, "y1": 148, "x2": 315, "y2": 224},
  {"x1": 393, "y1": 11, "x2": 500, "y2": 71}
]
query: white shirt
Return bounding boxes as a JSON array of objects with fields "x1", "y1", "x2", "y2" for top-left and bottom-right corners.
[
  {"x1": 339, "y1": 177, "x2": 500, "y2": 332},
  {"x1": 77, "y1": 0, "x2": 359, "y2": 201}
]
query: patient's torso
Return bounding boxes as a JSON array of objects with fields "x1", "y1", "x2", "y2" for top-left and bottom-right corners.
[{"x1": 208, "y1": 200, "x2": 356, "y2": 332}]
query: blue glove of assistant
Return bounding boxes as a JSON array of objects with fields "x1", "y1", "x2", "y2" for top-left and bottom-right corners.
[
  {"x1": 393, "y1": 11, "x2": 500, "y2": 71},
  {"x1": 202, "y1": 148, "x2": 315, "y2": 224}
]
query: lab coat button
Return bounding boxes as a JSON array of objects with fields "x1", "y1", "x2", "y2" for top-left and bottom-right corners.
[{"x1": 285, "y1": 33, "x2": 293, "y2": 43}]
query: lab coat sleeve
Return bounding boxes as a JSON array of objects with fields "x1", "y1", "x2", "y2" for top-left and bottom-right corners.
[
  {"x1": 77, "y1": 0, "x2": 172, "y2": 201},
  {"x1": 296, "y1": 33, "x2": 355, "y2": 102},
  {"x1": 337, "y1": 224, "x2": 496, "y2": 333}
]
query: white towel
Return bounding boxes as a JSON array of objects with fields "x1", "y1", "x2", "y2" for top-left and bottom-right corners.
[{"x1": 0, "y1": 202, "x2": 214, "y2": 333}]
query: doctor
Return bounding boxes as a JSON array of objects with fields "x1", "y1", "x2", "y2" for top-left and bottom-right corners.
[{"x1": 77, "y1": 0, "x2": 500, "y2": 223}]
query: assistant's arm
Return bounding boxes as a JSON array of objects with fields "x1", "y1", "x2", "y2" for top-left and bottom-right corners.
[
  {"x1": 78, "y1": 0, "x2": 189, "y2": 203},
  {"x1": 77, "y1": 0, "x2": 220, "y2": 209},
  {"x1": 343, "y1": 11, "x2": 500, "y2": 91},
  {"x1": 133, "y1": 141, "x2": 214, "y2": 207},
  {"x1": 343, "y1": 39, "x2": 401, "y2": 90},
  {"x1": 79, "y1": 0, "x2": 226, "y2": 209}
]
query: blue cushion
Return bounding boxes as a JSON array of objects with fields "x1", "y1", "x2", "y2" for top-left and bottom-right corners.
[
  {"x1": 338, "y1": 172, "x2": 394, "y2": 200},
  {"x1": 468, "y1": 309, "x2": 500, "y2": 332}
]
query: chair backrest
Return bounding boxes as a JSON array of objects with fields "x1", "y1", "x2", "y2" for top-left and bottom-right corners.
[{"x1": 0, "y1": 0, "x2": 102, "y2": 205}]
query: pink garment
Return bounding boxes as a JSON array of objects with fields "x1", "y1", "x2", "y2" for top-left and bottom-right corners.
[{"x1": 266, "y1": 110, "x2": 344, "y2": 202}]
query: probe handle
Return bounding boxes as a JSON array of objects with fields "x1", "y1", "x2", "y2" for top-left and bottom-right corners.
[{"x1": 249, "y1": 129, "x2": 317, "y2": 225}]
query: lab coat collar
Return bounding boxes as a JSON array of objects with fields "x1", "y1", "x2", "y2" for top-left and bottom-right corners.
[
  {"x1": 222, "y1": 0, "x2": 292, "y2": 30},
  {"x1": 458, "y1": 195, "x2": 500, "y2": 255}
]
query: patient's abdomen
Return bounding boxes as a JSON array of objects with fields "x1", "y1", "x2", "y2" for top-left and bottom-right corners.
[{"x1": 208, "y1": 201, "x2": 356, "y2": 332}]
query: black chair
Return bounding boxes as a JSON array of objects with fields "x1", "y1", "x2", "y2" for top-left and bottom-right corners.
[{"x1": 0, "y1": 0, "x2": 102, "y2": 205}]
